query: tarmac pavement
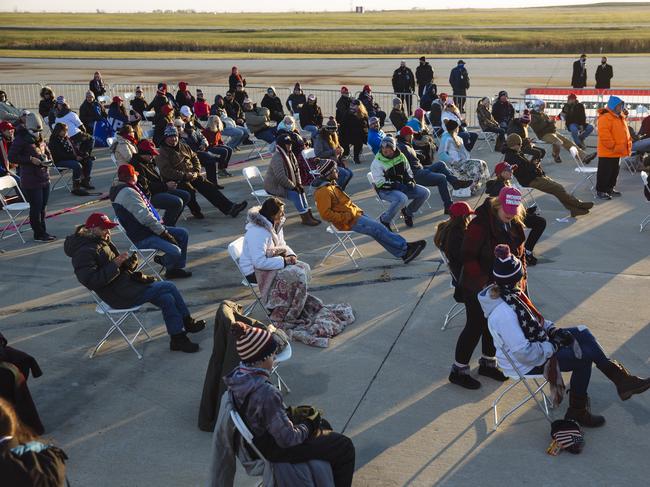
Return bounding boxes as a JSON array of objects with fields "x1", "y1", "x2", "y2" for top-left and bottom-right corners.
[{"x1": 0, "y1": 135, "x2": 649, "y2": 486}]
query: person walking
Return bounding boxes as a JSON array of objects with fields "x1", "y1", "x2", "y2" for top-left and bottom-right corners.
[
  {"x1": 596, "y1": 96, "x2": 632, "y2": 199},
  {"x1": 449, "y1": 60, "x2": 470, "y2": 113},
  {"x1": 415, "y1": 56, "x2": 434, "y2": 98},
  {"x1": 595, "y1": 56, "x2": 614, "y2": 89},
  {"x1": 392, "y1": 61, "x2": 416, "y2": 116},
  {"x1": 571, "y1": 54, "x2": 588, "y2": 89}
]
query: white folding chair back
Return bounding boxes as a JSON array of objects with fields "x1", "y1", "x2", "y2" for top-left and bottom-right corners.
[
  {"x1": 0, "y1": 175, "x2": 30, "y2": 243},
  {"x1": 488, "y1": 321, "x2": 553, "y2": 430},
  {"x1": 570, "y1": 146, "x2": 597, "y2": 196},
  {"x1": 242, "y1": 166, "x2": 271, "y2": 205},
  {"x1": 114, "y1": 220, "x2": 163, "y2": 280},
  {"x1": 512, "y1": 180, "x2": 538, "y2": 211},
  {"x1": 230, "y1": 409, "x2": 269, "y2": 464},
  {"x1": 438, "y1": 249, "x2": 464, "y2": 330},
  {"x1": 89, "y1": 291, "x2": 151, "y2": 359},
  {"x1": 366, "y1": 172, "x2": 400, "y2": 232},
  {"x1": 320, "y1": 224, "x2": 363, "y2": 268},
  {"x1": 142, "y1": 110, "x2": 156, "y2": 121},
  {"x1": 640, "y1": 171, "x2": 650, "y2": 232},
  {"x1": 105, "y1": 137, "x2": 119, "y2": 168},
  {"x1": 228, "y1": 237, "x2": 271, "y2": 319},
  {"x1": 270, "y1": 341, "x2": 293, "y2": 393}
]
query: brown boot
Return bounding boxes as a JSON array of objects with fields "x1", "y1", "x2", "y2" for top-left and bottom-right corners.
[
  {"x1": 300, "y1": 210, "x2": 321, "y2": 226},
  {"x1": 597, "y1": 359, "x2": 650, "y2": 401},
  {"x1": 564, "y1": 392, "x2": 605, "y2": 428}
]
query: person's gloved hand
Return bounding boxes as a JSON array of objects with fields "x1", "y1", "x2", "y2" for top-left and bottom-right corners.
[
  {"x1": 160, "y1": 230, "x2": 179, "y2": 246},
  {"x1": 380, "y1": 181, "x2": 396, "y2": 190},
  {"x1": 548, "y1": 327, "x2": 575, "y2": 349}
]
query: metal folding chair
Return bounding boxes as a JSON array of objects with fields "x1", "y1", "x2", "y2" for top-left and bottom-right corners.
[
  {"x1": 228, "y1": 237, "x2": 271, "y2": 319},
  {"x1": 512, "y1": 180, "x2": 539, "y2": 211},
  {"x1": 89, "y1": 291, "x2": 151, "y2": 360},
  {"x1": 640, "y1": 171, "x2": 650, "y2": 232},
  {"x1": 479, "y1": 130, "x2": 498, "y2": 152},
  {"x1": 242, "y1": 166, "x2": 271, "y2": 205},
  {"x1": 320, "y1": 224, "x2": 363, "y2": 268},
  {"x1": 243, "y1": 125, "x2": 270, "y2": 161},
  {"x1": 569, "y1": 146, "x2": 597, "y2": 197},
  {"x1": 0, "y1": 175, "x2": 30, "y2": 243},
  {"x1": 438, "y1": 250, "x2": 464, "y2": 331},
  {"x1": 488, "y1": 321, "x2": 553, "y2": 430},
  {"x1": 271, "y1": 341, "x2": 293, "y2": 393},
  {"x1": 114, "y1": 221, "x2": 163, "y2": 280},
  {"x1": 50, "y1": 165, "x2": 73, "y2": 192},
  {"x1": 230, "y1": 404, "x2": 270, "y2": 487},
  {"x1": 366, "y1": 171, "x2": 401, "y2": 233},
  {"x1": 622, "y1": 152, "x2": 640, "y2": 175},
  {"x1": 106, "y1": 136, "x2": 118, "y2": 168}
]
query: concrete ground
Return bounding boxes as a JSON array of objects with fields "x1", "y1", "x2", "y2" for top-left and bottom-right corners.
[{"x1": 1, "y1": 134, "x2": 649, "y2": 487}]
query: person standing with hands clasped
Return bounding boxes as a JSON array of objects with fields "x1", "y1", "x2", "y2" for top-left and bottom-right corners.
[
  {"x1": 596, "y1": 96, "x2": 632, "y2": 199},
  {"x1": 595, "y1": 57, "x2": 614, "y2": 89}
]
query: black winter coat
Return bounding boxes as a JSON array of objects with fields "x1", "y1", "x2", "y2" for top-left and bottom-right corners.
[
  {"x1": 89, "y1": 79, "x2": 106, "y2": 98},
  {"x1": 595, "y1": 63, "x2": 613, "y2": 89},
  {"x1": 261, "y1": 95, "x2": 285, "y2": 122},
  {"x1": 224, "y1": 99, "x2": 243, "y2": 121},
  {"x1": 0, "y1": 437, "x2": 67, "y2": 487},
  {"x1": 392, "y1": 67, "x2": 416, "y2": 93},
  {"x1": 38, "y1": 99, "x2": 54, "y2": 119},
  {"x1": 335, "y1": 96, "x2": 352, "y2": 124},
  {"x1": 299, "y1": 103, "x2": 323, "y2": 128},
  {"x1": 561, "y1": 102, "x2": 587, "y2": 127},
  {"x1": 130, "y1": 153, "x2": 168, "y2": 198},
  {"x1": 175, "y1": 91, "x2": 195, "y2": 110},
  {"x1": 571, "y1": 60, "x2": 587, "y2": 88},
  {"x1": 64, "y1": 227, "x2": 150, "y2": 309},
  {"x1": 491, "y1": 101, "x2": 515, "y2": 125},
  {"x1": 389, "y1": 108, "x2": 408, "y2": 131},
  {"x1": 130, "y1": 98, "x2": 148, "y2": 117},
  {"x1": 47, "y1": 135, "x2": 77, "y2": 164},
  {"x1": 147, "y1": 94, "x2": 170, "y2": 115},
  {"x1": 503, "y1": 148, "x2": 544, "y2": 187},
  {"x1": 340, "y1": 113, "x2": 368, "y2": 145},
  {"x1": 78, "y1": 100, "x2": 105, "y2": 132},
  {"x1": 286, "y1": 93, "x2": 306, "y2": 113},
  {"x1": 416, "y1": 62, "x2": 434, "y2": 86}
]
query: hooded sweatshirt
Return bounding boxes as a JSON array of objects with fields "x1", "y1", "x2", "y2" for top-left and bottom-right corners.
[{"x1": 597, "y1": 96, "x2": 632, "y2": 158}]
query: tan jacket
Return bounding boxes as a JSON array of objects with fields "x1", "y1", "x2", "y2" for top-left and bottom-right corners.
[
  {"x1": 110, "y1": 135, "x2": 137, "y2": 165},
  {"x1": 314, "y1": 181, "x2": 363, "y2": 231},
  {"x1": 155, "y1": 141, "x2": 201, "y2": 182}
]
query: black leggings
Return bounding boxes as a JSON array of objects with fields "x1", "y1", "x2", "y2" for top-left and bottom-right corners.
[
  {"x1": 454, "y1": 290, "x2": 496, "y2": 365},
  {"x1": 523, "y1": 212, "x2": 546, "y2": 252}
]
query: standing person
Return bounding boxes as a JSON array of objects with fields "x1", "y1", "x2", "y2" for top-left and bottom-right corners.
[
  {"x1": 8, "y1": 113, "x2": 55, "y2": 242},
  {"x1": 449, "y1": 60, "x2": 470, "y2": 113},
  {"x1": 261, "y1": 87, "x2": 285, "y2": 124},
  {"x1": 389, "y1": 97, "x2": 408, "y2": 131},
  {"x1": 0, "y1": 398, "x2": 68, "y2": 486},
  {"x1": 595, "y1": 56, "x2": 614, "y2": 89},
  {"x1": 38, "y1": 87, "x2": 56, "y2": 120},
  {"x1": 448, "y1": 187, "x2": 526, "y2": 389},
  {"x1": 339, "y1": 99, "x2": 369, "y2": 164},
  {"x1": 415, "y1": 56, "x2": 434, "y2": 98},
  {"x1": 561, "y1": 93, "x2": 594, "y2": 149},
  {"x1": 228, "y1": 66, "x2": 246, "y2": 93},
  {"x1": 596, "y1": 96, "x2": 632, "y2": 199},
  {"x1": 477, "y1": 97, "x2": 506, "y2": 151},
  {"x1": 392, "y1": 61, "x2": 416, "y2": 116},
  {"x1": 491, "y1": 91, "x2": 514, "y2": 129},
  {"x1": 79, "y1": 91, "x2": 106, "y2": 137},
  {"x1": 298, "y1": 94, "x2": 323, "y2": 139},
  {"x1": 335, "y1": 87, "x2": 352, "y2": 125},
  {"x1": 571, "y1": 54, "x2": 588, "y2": 89},
  {"x1": 286, "y1": 83, "x2": 306, "y2": 115},
  {"x1": 89, "y1": 71, "x2": 106, "y2": 99}
]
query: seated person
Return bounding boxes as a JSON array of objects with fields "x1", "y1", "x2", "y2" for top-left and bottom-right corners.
[
  {"x1": 313, "y1": 159, "x2": 426, "y2": 263},
  {"x1": 110, "y1": 124, "x2": 138, "y2": 165},
  {"x1": 429, "y1": 93, "x2": 448, "y2": 134},
  {"x1": 359, "y1": 85, "x2": 386, "y2": 127},
  {"x1": 79, "y1": 91, "x2": 106, "y2": 136},
  {"x1": 130, "y1": 86, "x2": 148, "y2": 118},
  {"x1": 202, "y1": 115, "x2": 233, "y2": 178},
  {"x1": 298, "y1": 94, "x2": 323, "y2": 139},
  {"x1": 179, "y1": 106, "x2": 225, "y2": 186},
  {"x1": 632, "y1": 113, "x2": 650, "y2": 155},
  {"x1": 504, "y1": 134, "x2": 594, "y2": 218},
  {"x1": 264, "y1": 134, "x2": 320, "y2": 226},
  {"x1": 561, "y1": 93, "x2": 594, "y2": 150},
  {"x1": 405, "y1": 108, "x2": 437, "y2": 164},
  {"x1": 507, "y1": 109, "x2": 546, "y2": 161},
  {"x1": 152, "y1": 103, "x2": 175, "y2": 147},
  {"x1": 476, "y1": 97, "x2": 505, "y2": 151},
  {"x1": 312, "y1": 117, "x2": 353, "y2": 190},
  {"x1": 491, "y1": 90, "x2": 514, "y2": 129},
  {"x1": 107, "y1": 96, "x2": 129, "y2": 132},
  {"x1": 110, "y1": 164, "x2": 192, "y2": 279},
  {"x1": 397, "y1": 126, "x2": 471, "y2": 214},
  {"x1": 48, "y1": 122, "x2": 94, "y2": 196},
  {"x1": 261, "y1": 87, "x2": 285, "y2": 123},
  {"x1": 438, "y1": 119, "x2": 489, "y2": 195},
  {"x1": 389, "y1": 97, "x2": 408, "y2": 131},
  {"x1": 210, "y1": 96, "x2": 249, "y2": 149},
  {"x1": 64, "y1": 213, "x2": 206, "y2": 352},
  {"x1": 223, "y1": 91, "x2": 246, "y2": 127},
  {"x1": 147, "y1": 83, "x2": 172, "y2": 116},
  {"x1": 53, "y1": 96, "x2": 94, "y2": 161},
  {"x1": 0, "y1": 121, "x2": 17, "y2": 180},
  {"x1": 367, "y1": 116, "x2": 385, "y2": 155},
  {"x1": 225, "y1": 320, "x2": 355, "y2": 486},
  {"x1": 370, "y1": 135, "x2": 430, "y2": 229},
  {"x1": 276, "y1": 116, "x2": 317, "y2": 187},
  {"x1": 479, "y1": 244, "x2": 650, "y2": 427},
  {"x1": 243, "y1": 99, "x2": 276, "y2": 144},
  {"x1": 193, "y1": 89, "x2": 210, "y2": 121},
  {"x1": 286, "y1": 82, "x2": 307, "y2": 115},
  {"x1": 155, "y1": 124, "x2": 247, "y2": 220},
  {"x1": 485, "y1": 161, "x2": 547, "y2": 265},
  {"x1": 130, "y1": 139, "x2": 190, "y2": 227},
  {"x1": 530, "y1": 100, "x2": 596, "y2": 164},
  {"x1": 441, "y1": 100, "x2": 478, "y2": 152}
]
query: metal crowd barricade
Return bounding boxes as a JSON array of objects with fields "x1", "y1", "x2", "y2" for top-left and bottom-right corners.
[{"x1": 0, "y1": 83, "x2": 43, "y2": 113}]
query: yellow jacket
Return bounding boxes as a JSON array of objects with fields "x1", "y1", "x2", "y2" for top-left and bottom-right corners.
[
  {"x1": 597, "y1": 108, "x2": 632, "y2": 158},
  {"x1": 314, "y1": 181, "x2": 363, "y2": 231}
]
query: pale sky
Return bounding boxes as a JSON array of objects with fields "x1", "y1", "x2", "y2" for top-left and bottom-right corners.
[{"x1": 2, "y1": 0, "x2": 647, "y2": 13}]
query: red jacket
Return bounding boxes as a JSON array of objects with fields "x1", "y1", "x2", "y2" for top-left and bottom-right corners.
[
  {"x1": 202, "y1": 129, "x2": 223, "y2": 148},
  {"x1": 460, "y1": 198, "x2": 526, "y2": 295},
  {"x1": 194, "y1": 100, "x2": 210, "y2": 119}
]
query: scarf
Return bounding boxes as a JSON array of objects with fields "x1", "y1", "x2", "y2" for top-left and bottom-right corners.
[
  {"x1": 276, "y1": 146, "x2": 300, "y2": 188},
  {"x1": 128, "y1": 182, "x2": 161, "y2": 222},
  {"x1": 123, "y1": 133, "x2": 138, "y2": 146},
  {"x1": 56, "y1": 135, "x2": 77, "y2": 157}
]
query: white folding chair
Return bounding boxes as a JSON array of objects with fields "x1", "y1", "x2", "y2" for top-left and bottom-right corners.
[
  {"x1": 301, "y1": 148, "x2": 320, "y2": 196},
  {"x1": 228, "y1": 237, "x2": 271, "y2": 319},
  {"x1": 243, "y1": 125, "x2": 270, "y2": 161},
  {"x1": 271, "y1": 340, "x2": 292, "y2": 393},
  {"x1": 438, "y1": 250, "x2": 464, "y2": 331},
  {"x1": 366, "y1": 171, "x2": 400, "y2": 233},
  {"x1": 106, "y1": 136, "x2": 118, "y2": 168},
  {"x1": 320, "y1": 224, "x2": 363, "y2": 268},
  {"x1": 640, "y1": 171, "x2": 650, "y2": 232},
  {"x1": 512, "y1": 180, "x2": 539, "y2": 211},
  {"x1": 89, "y1": 291, "x2": 151, "y2": 360},
  {"x1": 488, "y1": 321, "x2": 553, "y2": 430},
  {"x1": 114, "y1": 221, "x2": 163, "y2": 280},
  {"x1": 142, "y1": 110, "x2": 156, "y2": 122},
  {"x1": 0, "y1": 175, "x2": 30, "y2": 243},
  {"x1": 479, "y1": 130, "x2": 498, "y2": 152},
  {"x1": 622, "y1": 152, "x2": 640, "y2": 175},
  {"x1": 50, "y1": 165, "x2": 73, "y2": 192},
  {"x1": 242, "y1": 166, "x2": 271, "y2": 205},
  {"x1": 230, "y1": 407, "x2": 270, "y2": 477},
  {"x1": 569, "y1": 146, "x2": 597, "y2": 197}
]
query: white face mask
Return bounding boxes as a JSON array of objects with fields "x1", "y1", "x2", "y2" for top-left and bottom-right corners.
[{"x1": 279, "y1": 215, "x2": 287, "y2": 227}]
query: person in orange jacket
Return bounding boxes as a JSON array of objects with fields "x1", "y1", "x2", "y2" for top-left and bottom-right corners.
[{"x1": 596, "y1": 96, "x2": 632, "y2": 199}]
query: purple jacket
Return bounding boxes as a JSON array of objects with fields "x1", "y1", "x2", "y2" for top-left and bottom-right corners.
[{"x1": 8, "y1": 128, "x2": 50, "y2": 189}]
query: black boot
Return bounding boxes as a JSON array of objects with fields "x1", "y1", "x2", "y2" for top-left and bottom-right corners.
[
  {"x1": 71, "y1": 179, "x2": 89, "y2": 196},
  {"x1": 80, "y1": 177, "x2": 95, "y2": 189},
  {"x1": 183, "y1": 316, "x2": 206, "y2": 333},
  {"x1": 170, "y1": 332, "x2": 199, "y2": 353},
  {"x1": 478, "y1": 357, "x2": 509, "y2": 382},
  {"x1": 449, "y1": 364, "x2": 481, "y2": 390},
  {"x1": 564, "y1": 392, "x2": 605, "y2": 427},
  {"x1": 597, "y1": 359, "x2": 650, "y2": 401}
]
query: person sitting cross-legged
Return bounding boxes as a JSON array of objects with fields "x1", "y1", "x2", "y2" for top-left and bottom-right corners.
[
  {"x1": 479, "y1": 244, "x2": 650, "y2": 428},
  {"x1": 64, "y1": 213, "x2": 206, "y2": 353},
  {"x1": 370, "y1": 135, "x2": 430, "y2": 229},
  {"x1": 313, "y1": 159, "x2": 426, "y2": 263},
  {"x1": 110, "y1": 164, "x2": 192, "y2": 279}
]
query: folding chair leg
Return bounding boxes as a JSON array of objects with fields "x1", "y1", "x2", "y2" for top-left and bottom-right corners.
[
  {"x1": 640, "y1": 214, "x2": 650, "y2": 232},
  {"x1": 90, "y1": 311, "x2": 149, "y2": 360},
  {"x1": 273, "y1": 369, "x2": 292, "y2": 394},
  {"x1": 441, "y1": 302, "x2": 464, "y2": 331}
]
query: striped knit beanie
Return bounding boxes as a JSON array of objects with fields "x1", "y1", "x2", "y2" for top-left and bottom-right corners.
[
  {"x1": 316, "y1": 158, "x2": 337, "y2": 178},
  {"x1": 493, "y1": 244, "x2": 523, "y2": 287},
  {"x1": 232, "y1": 321, "x2": 278, "y2": 364}
]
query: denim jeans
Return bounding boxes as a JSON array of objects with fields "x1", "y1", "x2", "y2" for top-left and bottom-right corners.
[
  {"x1": 337, "y1": 166, "x2": 353, "y2": 191},
  {"x1": 22, "y1": 184, "x2": 50, "y2": 237},
  {"x1": 378, "y1": 183, "x2": 430, "y2": 223},
  {"x1": 197, "y1": 151, "x2": 220, "y2": 184},
  {"x1": 568, "y1": 123, "x2": 594, "y2": 145},
  {"x1": 135, "y1": 226, "x2": 188, "y2": 270},
  {"x1": 458, "y1": 130, "x2": 478, "y2": 151},
  {"x1": 207, "y1": 145, "x2": 233, "y2": 169},
  {"x1": 150, "y1": 189, "x2": 190, "y2": 226},
  {"x1": 351, "y1": 215, "x2": 407, "y2": 258},
  {"x1": 286, "y1": 189, "x2": 309, "y2": 214},
  {"x1": 134, "y1": 281, "x2": 189, "y2": 335},
  {"x1": 255, "y1": 127, "x2": 277, "y2": 144},
  {"x1": 528, "y1": 327, "x2": 608, "y2": 396},
  {"x1": 303, "y1": 125, "x2": 320, "y2": 139},
  {"x1": 632, "y1": 137, "x2": 650, "y2": 153},
  {"x1": 222, "y1": 126, "x2": 247, "y2": 149},
  {"x1": 413, "y1": 161, "x2": 459, "y2": 208},
  {"x1": 55, "y1": 159, "x2": 83, "y2": 179}
]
